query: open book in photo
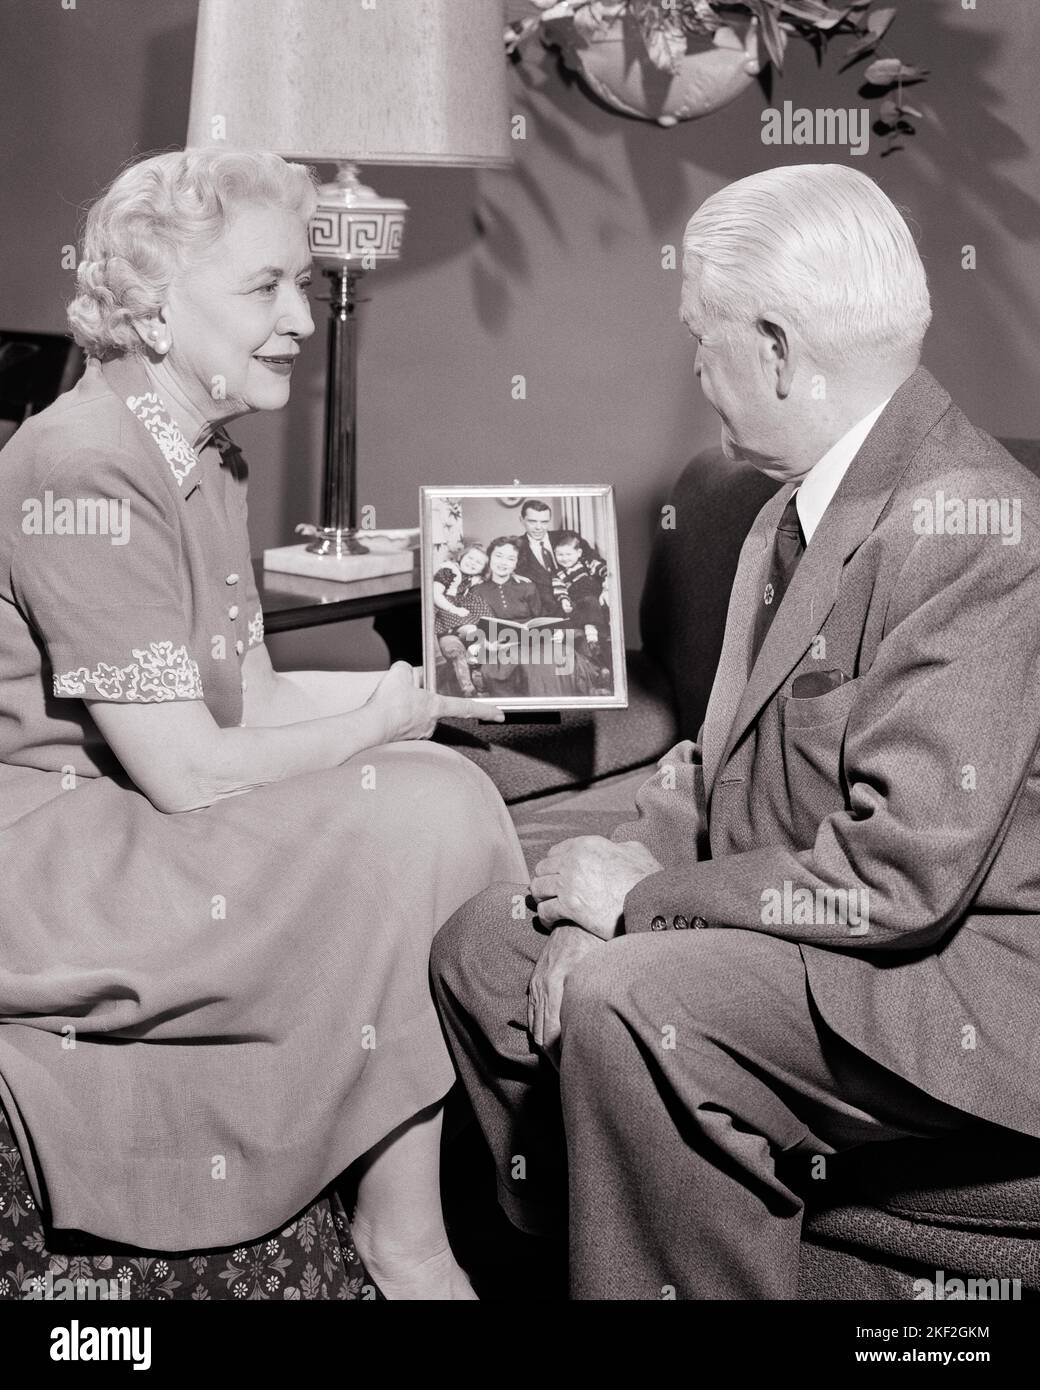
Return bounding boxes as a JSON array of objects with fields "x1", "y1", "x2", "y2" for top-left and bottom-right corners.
[{"x1": 475, "y1": 614, "x2": 568, "y2": 634}]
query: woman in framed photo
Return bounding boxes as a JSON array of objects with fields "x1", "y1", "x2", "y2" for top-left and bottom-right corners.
[{"x1": 468, "y1": 535, "x2": 549, "y2": 695}]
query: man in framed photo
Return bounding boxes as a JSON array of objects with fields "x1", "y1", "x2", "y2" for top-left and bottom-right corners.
[
  {"x1": 432, "y1": 164, "x2": 1040, "y2": 1299},
  {"x1": 513, "y1": 498, "x2": 605, "y2": 613}
]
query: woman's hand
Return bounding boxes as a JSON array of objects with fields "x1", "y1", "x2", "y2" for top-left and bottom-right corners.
[{"x1": 363, "y1": 661, "x2": 502, "y2": 741}]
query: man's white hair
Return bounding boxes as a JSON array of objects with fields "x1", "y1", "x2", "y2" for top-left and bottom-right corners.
[{"x1": 682, "y1": 164, "x2": 931, "y2": 366}]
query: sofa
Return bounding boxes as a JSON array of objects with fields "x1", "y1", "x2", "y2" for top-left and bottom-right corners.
[{"x1": 434, "y1": 439, "x2": 1040, "y2": 1300}]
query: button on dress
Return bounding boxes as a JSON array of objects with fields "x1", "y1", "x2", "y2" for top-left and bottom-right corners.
[{"x1": 0, "y1": 353, "x2": 528, "y2": 1251}]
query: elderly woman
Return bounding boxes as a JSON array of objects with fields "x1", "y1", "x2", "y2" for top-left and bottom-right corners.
[{"x1": 0, "y1": 149, "x2": 528, "y2": 1300}]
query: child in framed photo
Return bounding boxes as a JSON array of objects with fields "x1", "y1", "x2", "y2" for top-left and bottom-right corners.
[
  {"x1": 432, "y1": 544, "x2": 493, "y2": 697},
  {"x1": 420, "y1": 486, "x2": 627, "y2": 711}
]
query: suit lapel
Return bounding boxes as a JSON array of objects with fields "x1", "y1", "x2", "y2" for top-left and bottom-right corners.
[
  {"x1": 703, "y1": 366, "x2": 953, "y2": 807},
  {"x1": 700, "y1": 503, "x2": 774, "y2": 797}
]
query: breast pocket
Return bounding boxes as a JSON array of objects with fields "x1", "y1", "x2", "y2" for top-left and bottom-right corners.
[
  {"x1": 782, "y1": 676, "x2": 860, "y2": 731},
  {"x1": 779, "y1": 676, "x2": 861, "y2": 839}
]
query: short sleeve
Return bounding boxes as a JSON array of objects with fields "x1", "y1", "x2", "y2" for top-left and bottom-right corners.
[{"x1": 11, "y1": 449, "x2": 205, "y2": 703}]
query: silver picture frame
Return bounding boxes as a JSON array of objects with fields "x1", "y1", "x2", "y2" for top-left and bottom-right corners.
[{"x1": 419, "y1": 484, "x2": 628, "y2": 712}]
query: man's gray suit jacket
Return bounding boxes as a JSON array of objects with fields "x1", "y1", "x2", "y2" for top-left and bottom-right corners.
[{"x1": 616, "y1": 367, "x2": 1040, "y2": 1141}]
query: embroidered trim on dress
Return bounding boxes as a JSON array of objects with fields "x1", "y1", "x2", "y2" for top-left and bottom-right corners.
[
  {"x1": 247, "y1": 610, "x2": 264, "y2": 647},
  {"x1": 53, "y1": 642, "x2": 204, "y2": 702},
  {"x1": 124, "y1": 392, "x2": 198, "y2": 486}
]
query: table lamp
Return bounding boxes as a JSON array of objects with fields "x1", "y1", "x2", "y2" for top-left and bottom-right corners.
[{"x1": 186, "y1": 0, "x2": 512, "y2": 576}]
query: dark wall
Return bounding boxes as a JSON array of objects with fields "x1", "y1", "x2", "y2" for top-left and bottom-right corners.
[{"x1": 2, "y1": 0, "x2": 1038, "y2": 669}]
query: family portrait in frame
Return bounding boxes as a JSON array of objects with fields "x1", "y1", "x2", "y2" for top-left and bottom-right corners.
[{"x1": 419, "y1": 485, "x2": 627, "y2": 711}]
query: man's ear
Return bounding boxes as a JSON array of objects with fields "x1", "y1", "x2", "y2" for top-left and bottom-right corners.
[{"x1": 757, "y1": 313, "x2": 796, "y2": 398}]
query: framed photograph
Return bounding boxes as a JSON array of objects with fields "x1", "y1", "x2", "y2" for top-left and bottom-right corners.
[{"x1": 419, "y1": 485, "x2": 627, "y2": 712}]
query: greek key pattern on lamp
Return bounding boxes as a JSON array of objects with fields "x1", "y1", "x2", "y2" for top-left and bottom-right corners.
[{"x1": 310, "y1": 211, "x2": 405, "y2": 260}]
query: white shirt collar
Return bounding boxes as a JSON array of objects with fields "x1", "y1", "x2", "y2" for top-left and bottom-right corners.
[{"x1": 795, "y1": 395, "x2": 893, "y2": 543}]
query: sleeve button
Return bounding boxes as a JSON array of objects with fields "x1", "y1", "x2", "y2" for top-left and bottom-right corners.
[
  {"x1": 692, "y1": 916, "x2": 708, "y2": 930},
  {"x1": 673, "y1": 915, "x2": 689, "y2": 930},
  {"x1": 649, "y1": 915, "x2": 667, "y2": 931}
]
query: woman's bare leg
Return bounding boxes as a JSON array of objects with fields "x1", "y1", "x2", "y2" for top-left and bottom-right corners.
[{"x1": 350, "y1": 1100, "x2": 477, "y2": 1300}]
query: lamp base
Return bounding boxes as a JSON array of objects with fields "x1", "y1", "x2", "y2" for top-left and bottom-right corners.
[
  {"x1": 301, "y1": 525, "x2": 371, "y2": 557},
  {"x1": 264, "y1": 536, "x2": 418, "y2": 583}
]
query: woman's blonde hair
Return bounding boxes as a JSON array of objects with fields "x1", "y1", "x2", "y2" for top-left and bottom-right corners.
[{"x1": 67, "y1": 148, "x2": 321, "y2": 360}]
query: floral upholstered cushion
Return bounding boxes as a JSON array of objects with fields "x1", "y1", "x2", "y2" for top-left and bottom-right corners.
[{"x1": 0, "y1": 1101, "x2": 377, "y2": 1301}]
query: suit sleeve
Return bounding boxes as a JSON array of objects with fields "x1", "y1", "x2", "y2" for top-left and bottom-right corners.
[
  {"x1": 525, "y1": 579, "x2": 543, "y2": 619},
  {"x1": 623, "y1": 526, "x2": 1040, "y2": 950},
  {"x1": 610, "y1": 733, "x2": 709, "y2": 868}
]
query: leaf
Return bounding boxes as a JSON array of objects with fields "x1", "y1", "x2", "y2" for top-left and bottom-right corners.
[
  {"x1": 748, "y1": 0, "x2": 789, "y2": 72},
  {"x1": 842, "y1": 33, "x2": 876, "y2": 65},
  {"x1": 642, "y1": 20, "x2": 688, "y2": 73},
  {"x1": 777, "y1": 0, "x2": 854, "y2": 29},
  {"x1": 677, "y1": 1, "x2": 724, "y2": 37},
  {"x1": 572, "y1": 1, "x2": 616, "y2": 40},
  {"x1": 866, "y1": 5, "x2": 897, "y2": 38},
  {"x1": 863, "y1": 57, "x2": 928, "y2": 84},
  {"x1": 880, "y1": 96, "x2": 922, "y2": 121},
  {"x1": 504, "y1": 15, "x2": 543, "y2": 55},
  {"x1": 842, "y1": 5, "x2": 896, "y2": 64},
  {"x1": 630, "y1": 1, "x2": 687, "y2": 73}
]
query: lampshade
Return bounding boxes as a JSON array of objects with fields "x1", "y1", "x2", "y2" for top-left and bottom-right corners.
[{"x1": 186, "y1": 0, "x2": 512, "y2": 167}]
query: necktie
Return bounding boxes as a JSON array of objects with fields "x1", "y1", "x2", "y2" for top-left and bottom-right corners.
[{"x1": 748, "y1": 491, "x2": 805, "y2": 671}]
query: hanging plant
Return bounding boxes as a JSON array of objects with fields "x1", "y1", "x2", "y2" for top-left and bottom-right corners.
[{"x1": 506, "y1": 1, "x2": 927, "y2": 148}]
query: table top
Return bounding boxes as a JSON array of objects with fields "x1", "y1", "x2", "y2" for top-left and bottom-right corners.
[{"x1": 253, "y1": 558, "x2": 419, "y2": 634}]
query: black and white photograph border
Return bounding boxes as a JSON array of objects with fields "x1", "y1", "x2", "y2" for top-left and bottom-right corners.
[{"x1": 419, "y1": 484, "x2": 627, "y2": 712}]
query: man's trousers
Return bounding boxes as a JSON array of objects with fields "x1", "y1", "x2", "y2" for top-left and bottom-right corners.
[{"x1": 431, "y1": 883, "x2": 980, "y2": 1300}]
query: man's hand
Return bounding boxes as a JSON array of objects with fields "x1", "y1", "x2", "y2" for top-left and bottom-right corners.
[
  {"x1": 527, "y1": 925, "x2": 605, "y2": 1067},
  {"x1": 530, "y1": 836, "x2": 663, "y2": 940}
]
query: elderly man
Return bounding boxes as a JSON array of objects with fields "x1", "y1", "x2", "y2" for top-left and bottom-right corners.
[{"x1": 431, "y1": 165, "x2": 1040, "y2": 1299}]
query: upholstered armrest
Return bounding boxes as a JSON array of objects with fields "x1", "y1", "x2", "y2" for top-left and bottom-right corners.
[{"x1": 433, "y1": 647, "x2": 678, "y2": 805}]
